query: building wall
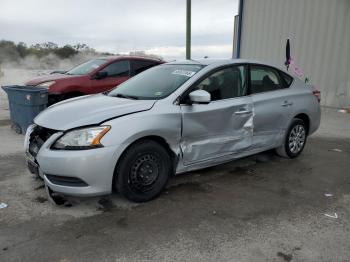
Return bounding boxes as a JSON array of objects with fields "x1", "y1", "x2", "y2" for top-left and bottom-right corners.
[{"x1": 240, "y1": 0, "x2": 350, "y2": 108}]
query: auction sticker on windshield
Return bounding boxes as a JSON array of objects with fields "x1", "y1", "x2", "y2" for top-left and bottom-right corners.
[{"x1": 172, "y1": 70, "x2": 196, "y2": 77}]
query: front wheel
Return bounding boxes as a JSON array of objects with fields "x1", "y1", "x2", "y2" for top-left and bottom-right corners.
[
  {"x1": 115, "y1": 140, "x2": 172, "y2": 202},
  {"x1": 276, "y1": 118, "x2": 307, "y2": 158}
]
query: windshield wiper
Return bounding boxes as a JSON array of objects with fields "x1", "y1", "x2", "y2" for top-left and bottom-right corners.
[{"x1": 113, "y1": 93, "x2": 139, "y2": 100}]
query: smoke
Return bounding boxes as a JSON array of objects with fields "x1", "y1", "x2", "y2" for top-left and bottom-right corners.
[
  {"x1": 0, "y1": 52, "x2": 100, "y2": 115},
  {"x1": 2, "y1": 52, "x2": 98, "y2": 71},
  {"x1": 0, "y1": 52, "x2": 99, "y2": 85}
]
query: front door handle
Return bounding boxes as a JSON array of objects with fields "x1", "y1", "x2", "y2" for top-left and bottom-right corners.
[
  {"x1": 235, "y1": 110, "x2": 252, "y2": 115},
  {"x1": 281, "y1": 101, "x2": 293, "y2": 107}
]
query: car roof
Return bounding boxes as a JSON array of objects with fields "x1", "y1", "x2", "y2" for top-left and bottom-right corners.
[
  {"x1": 166, "y1": 58, "x2": 285, "y2": 70},
  {"x1": 100, "y1": 55, "x2": 163, "y2": 63}
]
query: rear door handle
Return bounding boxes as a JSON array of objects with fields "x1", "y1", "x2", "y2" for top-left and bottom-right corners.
[
  {"x1": 281, "y1": 101, "x2": 293, "y2": 107},
  {"x1": 235, "y1": 110, "x2": 252, "y2": 115}
]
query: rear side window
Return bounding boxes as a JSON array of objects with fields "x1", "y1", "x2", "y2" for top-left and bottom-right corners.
[
  {"x1": 250, "y1": 65, "x2": 283, "y2": 94},
  {"x1": 280, "y1": 71, "x2": 293, "y2": 87},
  {"x1": 101, "y1": 60, "x2": 130, "y2": 77},
  {"x1": 132, "y1": 60, "x2": 158, "y2": 75}
]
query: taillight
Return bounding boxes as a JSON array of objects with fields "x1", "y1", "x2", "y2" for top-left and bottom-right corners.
[{"x1": 313, "y1": 90, "x2": 321, "y2": 103}]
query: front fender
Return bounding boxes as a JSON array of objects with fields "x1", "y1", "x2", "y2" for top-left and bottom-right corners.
[{"x1": 101, "y1": 106, "x2": 182, "y2": 163}]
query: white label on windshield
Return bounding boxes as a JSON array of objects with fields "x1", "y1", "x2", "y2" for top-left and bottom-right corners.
[
  {"x1": 91, "y1": 64, "x2": 100, "y2": 69},
  {"x1": 172, "y1": 70, "x2": 196, "y2": 77}
]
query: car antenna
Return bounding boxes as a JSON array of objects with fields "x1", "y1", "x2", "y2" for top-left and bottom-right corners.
[{"x1": 285, "y1": 39, "x2": 291, "y2": 71}]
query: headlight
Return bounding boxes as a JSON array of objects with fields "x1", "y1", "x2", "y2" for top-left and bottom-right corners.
[
  {"x1": 52, "y1": 126, "x2": 111, "y2": 150},
  {"x1": 36, "y1": 81, "x2": 56, "y2": 88}
]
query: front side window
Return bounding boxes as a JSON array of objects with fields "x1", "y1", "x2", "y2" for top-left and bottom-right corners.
[
  {"x1": 194, "y1": 65, "x2": 247, "y2": 101},
  {"x1": 108, "y1": 64, "x2": 204, "y2": 100},
  {"x1": 100, "y1": 60, "x2": 130, "y2": 77},
  {"x1": 250, "y1": 65, "x2": 283, "y2": 94}
]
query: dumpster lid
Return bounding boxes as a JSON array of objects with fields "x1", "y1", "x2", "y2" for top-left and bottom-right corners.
[{"x1": 2, "y1": 85, "x2": 48, "y2": 93}]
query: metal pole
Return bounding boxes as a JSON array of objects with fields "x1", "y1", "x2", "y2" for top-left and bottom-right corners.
[
  {"x1": 236, "y1": 0, "x2": 244, "y2": 58},
  {"x1": 186, "y1": 0, "x2": 191, "y2": 60}
]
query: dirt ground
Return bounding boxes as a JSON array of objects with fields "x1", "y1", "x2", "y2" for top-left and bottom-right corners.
[{"x1": 0, "y1": 87, "x2": 350, "y2": 261}]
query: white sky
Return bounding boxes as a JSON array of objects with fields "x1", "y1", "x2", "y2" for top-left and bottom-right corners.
[{"x1": 0, "y1": 0, "x2": 238, "y2": 59}]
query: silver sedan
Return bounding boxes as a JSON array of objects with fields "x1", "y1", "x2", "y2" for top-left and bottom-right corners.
[{"x1": 25, "y1": 59, "x2": 321, "y2": 202}]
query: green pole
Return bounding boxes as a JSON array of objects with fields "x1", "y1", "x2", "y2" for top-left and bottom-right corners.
[{"x1": 186, "y1": 0, "x2": 191, "y2": 60}]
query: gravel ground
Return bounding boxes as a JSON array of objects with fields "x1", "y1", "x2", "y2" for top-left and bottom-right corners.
[{"x1": 0, "y1": 78, "x2": 350, "y2": 261}]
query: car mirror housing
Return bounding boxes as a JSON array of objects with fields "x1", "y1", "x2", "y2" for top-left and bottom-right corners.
[
  {"x1": 189, "y1": 90, "x2": 211, "y2": 104},
  {"x1": 94, "y1": 71, "x2": 108, "y2": 80}
]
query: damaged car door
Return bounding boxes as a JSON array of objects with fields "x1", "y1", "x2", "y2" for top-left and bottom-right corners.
[{"x1": 180, "y1": 65, "x2": 253, "y2": 165}]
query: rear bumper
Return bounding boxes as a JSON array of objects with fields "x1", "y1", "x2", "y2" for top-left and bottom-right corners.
[{"x1": 309, "y1": 105, "x2": 321, "y2": 135}]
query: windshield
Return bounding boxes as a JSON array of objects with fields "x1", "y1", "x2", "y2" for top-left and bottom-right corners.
[
  {"x1": 66, "y1": 59, "x2": 107, "y2": 75},
  {"x1": 108, "y1": 64, "x2": 204, "y2": 99}
]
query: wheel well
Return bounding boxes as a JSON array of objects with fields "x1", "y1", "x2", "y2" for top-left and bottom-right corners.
[
  {"x1": 112, "y1": 136, "x2": 178, "y2": 192},
  {"x1": 134, "y1": 136, "x2": 177, "y2": 162},
  {"x1": 294, "y1": 113, "x2": 310, "y2": 134}
]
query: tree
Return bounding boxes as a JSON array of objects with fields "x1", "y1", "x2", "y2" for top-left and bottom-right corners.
[
  {"x1": 0, "y1": 40, "x2": 20, "y2": 63},
  {"x1": 16, "y1": 42, "x2": 27, "y2": 58},
  {"x1": 54, "y1": 45, "x2": 78, "y2": 58},
  {"x1": 42, "y1": 42, "x2": 58, "y2": 50}
]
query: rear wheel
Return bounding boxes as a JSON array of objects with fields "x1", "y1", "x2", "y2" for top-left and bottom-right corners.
[
  {"x1": 115, "y1": 140, "x2": 172, "y2": 202},
  {"x1": 276, "y1": 118, "x2": 307, "y2": 158}
]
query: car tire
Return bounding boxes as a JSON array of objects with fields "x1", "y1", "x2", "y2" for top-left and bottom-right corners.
[
  {"x1": 115, "y1": 140, "x2": 172, "y2": 202},
  {"x1": 276, "y1": 118, "x2": 307, "y2": 159}
]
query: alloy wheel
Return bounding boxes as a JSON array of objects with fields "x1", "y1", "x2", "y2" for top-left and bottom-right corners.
[{"x1": 288, "y1": 124, "x2": 306, "y2": 154}]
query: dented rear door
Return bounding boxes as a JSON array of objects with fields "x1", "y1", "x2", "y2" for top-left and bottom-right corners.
[{"x1": 180, "y1": 96, "x2": 253, "y2": 165}]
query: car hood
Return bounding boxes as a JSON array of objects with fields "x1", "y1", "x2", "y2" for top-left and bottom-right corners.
[
  {"x1": 35, "y1": 94, "x2": 156, "y2": 131},
  {"x1": 25, "y1": 73, "x2": 80, "y2": 85}
]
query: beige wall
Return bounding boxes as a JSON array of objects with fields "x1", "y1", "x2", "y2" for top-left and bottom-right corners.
[{"x1": 240, "y1": 0, "x2": 350, "y2": 108}]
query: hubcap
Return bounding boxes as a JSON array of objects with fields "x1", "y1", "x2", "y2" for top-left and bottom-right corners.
[
  {"x1": 129, "y1": 153, "x2": 160, "y2": 192},
  {"x1": 288, "y1": 124, "x2": 306, "y2": 154}
]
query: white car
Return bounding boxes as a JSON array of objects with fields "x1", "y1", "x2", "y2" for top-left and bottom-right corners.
[{"x1": 25, "y1": 59, "x2": 321, "y2": 202}]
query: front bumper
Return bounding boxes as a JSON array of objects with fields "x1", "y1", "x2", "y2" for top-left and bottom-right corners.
[{"x1": 25, "y1": 125, "x2": 120, "y2": 197}]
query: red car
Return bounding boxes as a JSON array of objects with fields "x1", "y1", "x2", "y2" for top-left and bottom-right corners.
[{"x1": 26, "y1": 56, "x2": 163, "y2": 104}]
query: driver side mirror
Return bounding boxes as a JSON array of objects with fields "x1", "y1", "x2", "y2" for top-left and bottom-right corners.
[
  {"x1": 94, "y1": 71, "x2": 108, "y2": 80},
  {"x1": 188, "y1": 90, "x2": 211, "y2": 104}
]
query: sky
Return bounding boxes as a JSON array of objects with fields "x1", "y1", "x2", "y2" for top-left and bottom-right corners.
[{"x1": 0, "y1": 0, "x2": 238, "y2": 59}]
